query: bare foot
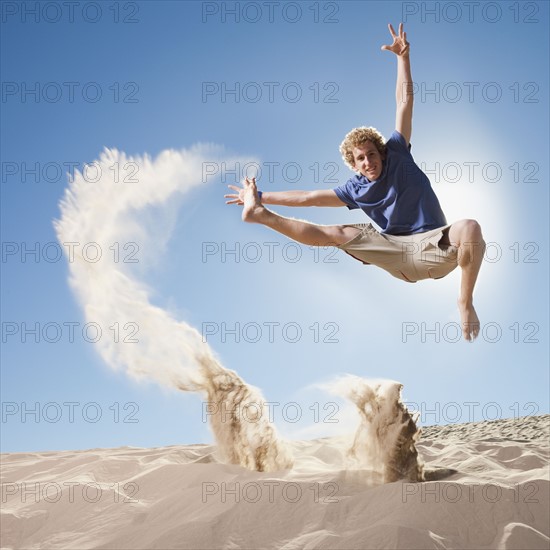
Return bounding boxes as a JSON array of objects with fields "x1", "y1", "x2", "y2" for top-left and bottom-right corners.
[
  {"x1": 241, "y1": 177, "x2": 265, "y2": 223},
  {"x1": 457, "y1": 298, "x2": 480, "y2": 342}
]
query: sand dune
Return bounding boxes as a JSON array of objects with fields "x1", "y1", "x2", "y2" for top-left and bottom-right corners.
[
  {"x1": 41, "y1": 148, "x2": 550, "y2": 548},
  {"x1": 42, "y1": 146, "x2": 550, "y2": 548},
  {"x1": 1, "y1": 414, "x2": 548, "y2": 550}
]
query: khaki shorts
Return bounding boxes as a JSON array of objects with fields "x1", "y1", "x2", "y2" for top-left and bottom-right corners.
[{"x1": 337, "y1": 223, "x2": 459, "y2": 283}]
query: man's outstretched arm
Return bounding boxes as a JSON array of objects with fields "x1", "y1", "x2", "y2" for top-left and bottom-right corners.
[
  {"x1": 225, "y1": 185, "x2": 345, "y2": 207},
  {"x1": 382, "y1": 23, "x2": 413, "y2": 146}
]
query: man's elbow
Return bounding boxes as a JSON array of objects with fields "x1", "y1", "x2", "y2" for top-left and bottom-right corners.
[
  {"x1": 399, "y1": 80, "x2": 415, "y2": 105},
  {"x1": 301, "y1": 191, "x2": 317, "y2": 206},
  {"x1": 310, "y1": 190, "x2": 345, "y2": 207},
  {"x1": 397, "y1": 100, "x2": 414, "y2": 114}
]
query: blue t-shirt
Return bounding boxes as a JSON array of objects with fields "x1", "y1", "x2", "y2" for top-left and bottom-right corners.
[{"x1": 334, "y1": 131, "x2": 447, "y2": 235}]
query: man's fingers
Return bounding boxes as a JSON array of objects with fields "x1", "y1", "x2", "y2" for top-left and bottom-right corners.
[{"x1": 388, "y1": 23, "x2": 396, "y2": 37}]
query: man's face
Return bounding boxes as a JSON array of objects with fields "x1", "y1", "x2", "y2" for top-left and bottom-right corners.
[{"x1": 352, "y1": 141, "x2": 385, "y2": 180}]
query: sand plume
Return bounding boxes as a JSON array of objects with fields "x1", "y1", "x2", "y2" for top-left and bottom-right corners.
[
  {"x1": 332, "y1": 376, "x2": 424, "y2": 482},
  {"x1": 196, "y1": 356, "x2": 293, "y2": 471},
  {"x1": 54, "y1": 146, "x2": 291, "y2": 472}
]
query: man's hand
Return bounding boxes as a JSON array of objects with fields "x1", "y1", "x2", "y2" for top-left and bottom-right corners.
[
  {"x1": 225, "y1": 183, "x2": 246, "y2": 205},
  {"x1": 381, "y1": 22, "x2": 410, "y2": 57}
]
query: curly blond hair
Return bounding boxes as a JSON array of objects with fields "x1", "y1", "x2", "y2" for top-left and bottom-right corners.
[{"x1": 339, "y1": 127, "x2": 386, "y2": 171}]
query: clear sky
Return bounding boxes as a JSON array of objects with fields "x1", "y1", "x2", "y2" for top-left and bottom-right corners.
[{"x1": 1, "y1": 0, "x2": 549, "y2": 453}]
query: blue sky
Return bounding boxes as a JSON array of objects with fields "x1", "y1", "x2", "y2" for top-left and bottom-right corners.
[{"x1": 1, "y1": 0, "x2": 548, "y2": 453}]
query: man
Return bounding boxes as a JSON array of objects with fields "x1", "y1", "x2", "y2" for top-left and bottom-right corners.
[{"x1": 225, "y1": 23, "x2": 485, "y2": 342}]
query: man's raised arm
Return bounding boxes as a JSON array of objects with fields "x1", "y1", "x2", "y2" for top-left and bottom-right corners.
[{"x1": 381, "y1": 23, "x2": 413, "y2": 146}]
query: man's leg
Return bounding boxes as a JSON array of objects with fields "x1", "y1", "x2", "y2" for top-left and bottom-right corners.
[
  {"x1": 241, "y1": 176, "x2": 361, "y2": 246},
  {"x1": 442, "y1": 219, "x2": 486, "y2": 341}
]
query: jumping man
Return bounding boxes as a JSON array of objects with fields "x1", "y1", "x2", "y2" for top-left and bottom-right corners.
[{"x1": 225, "y1": 23, "x2": 486, "y2": 342}]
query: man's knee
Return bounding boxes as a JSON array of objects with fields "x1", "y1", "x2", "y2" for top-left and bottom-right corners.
[
  {"x1": 464, "y1": 219, "x2": 482, "y2": 236},
  {"x1": 453, "y1": 219, "x2": 483, "y2": 243}
]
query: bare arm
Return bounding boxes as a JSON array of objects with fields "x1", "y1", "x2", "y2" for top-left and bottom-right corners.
[
  {"x1": 381, "y1": 23, "x2": 413, "y2": 146},
  {"x1": 225, "y1": 185, "x2": 345, "y2": 207},
  {"x1": 263, "y1": 189, "x2": 345, "y2": 207}
]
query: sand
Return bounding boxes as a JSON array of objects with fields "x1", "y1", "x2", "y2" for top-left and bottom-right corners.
[
  {"x1": 43, "y1": 144, "x2": 550, "y2": 548},
  {"x1": 1, "y1": 414, "x2": 548, "y2": 550}
]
